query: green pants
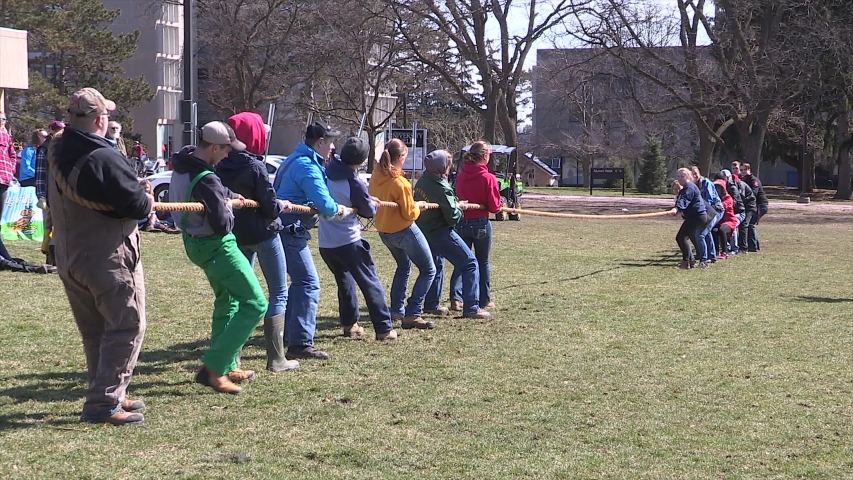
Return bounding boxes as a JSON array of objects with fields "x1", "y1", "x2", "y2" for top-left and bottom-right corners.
[{"x1": 183, "y1": 232, "x2": 267, "y2": 375}]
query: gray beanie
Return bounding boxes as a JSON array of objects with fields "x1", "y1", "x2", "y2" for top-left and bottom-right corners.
[
  {"x1": 340, "y1": 137, "x2": 368, "y2": 165},
  {"x1": 423, "y1": 150, "x2": 451, "y2": 175}
]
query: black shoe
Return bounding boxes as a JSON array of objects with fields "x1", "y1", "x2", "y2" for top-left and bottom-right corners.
[
  {"x1": 285, "y1": 346, "x2": 330, "y2": 360},
  {"x1": 194, "y1": 366, "x2": 211, "y2": 386}
]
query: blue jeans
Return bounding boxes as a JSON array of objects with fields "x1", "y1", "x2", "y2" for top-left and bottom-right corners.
[
  {"x1": 424, "y1": 228, "x2": 480, "y2": 316},
  {"x1": 240, "y1": 234, "x2": 287, "y2": 318},
  {"x1": 449, "y1": 218, "x2": 492, "y2": 306},
  {"x1": 730, "y1": 212, "x2": 745, "y2": 253},
  {"x1": 279, "y1": 227, "x2": 319, "y2": 348},
  {"x1": 378, "y1": 224, "x2": 435, "y2": 317},
  {"x1": 319, "y1": 239, "x2": 393, "y2": 334}
]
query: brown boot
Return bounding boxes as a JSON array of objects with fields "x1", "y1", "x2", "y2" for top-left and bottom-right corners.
[
  {"x1": 463, "y1": 309, "x2": 491, "y2": 319},
  {"x1": 343, "y1": 322, "x2": 365, "y2": 338},
  {"x1": 227, "y1": 368, "x2": 256, "y2": 383},
  {"x1": 402, "y1": 316, "x2": 435, "y2": 329},
  {"x1": 81, "y1": 409, "x2": 144, "y2": 426},
  {"x1": 376, "y1": 329, "x2": 398, "y2": 342},
  {"x1": 450, "y1": 300, "x2": 463, "y2": 311},
  {"x1": 423, "y1": 306, "x2": 451, "y2": 316},
  {"x1": 121, "y1": 398, "x2": 146, "y2": 413},
  {"x1": 195, "y1": 366, "x2": 242, "y2": 395}
]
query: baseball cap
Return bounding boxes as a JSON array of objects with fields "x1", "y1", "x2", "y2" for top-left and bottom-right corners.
[
  {"x1": 339, "y1": 137, "x2": 369, "y2": 165},
  {"x1": 68, "y1": 88, "x2": 115, "y2": 117},
  {"x1": 200, "y1": 121, "x2": 246, "y2": 151},
  {"x1": 305, "y1": 121, "x2": 341, "y2": 140},
  {"x1": 720, "y1": 169, "x2": 732, "y2": 178},
  {"x1": 48, "y1": 120, "x2": 65, "y2": 131}
]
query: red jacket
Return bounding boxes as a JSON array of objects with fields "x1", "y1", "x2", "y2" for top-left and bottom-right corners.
[
  {"x1": 454, "y1": 162, "x2": 501, "y2": 219},
  {"x1": 717, "y1": 193, "x2": 738, "y2": 234}
]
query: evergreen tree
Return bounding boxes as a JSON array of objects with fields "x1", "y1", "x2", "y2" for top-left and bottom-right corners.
[
  {"x1": 2, "y1": 0, "x2": 152, "y2": 140},
  {"x1": 636, "y1": 136, "x2": 667, "y2": 194}
]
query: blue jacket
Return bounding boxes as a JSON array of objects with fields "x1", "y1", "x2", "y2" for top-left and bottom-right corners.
[
  {"x1": 19, "y1": 146, "x2": 36, "y2": 181},
  {"x1": 273, "y1": 142, "x2": 337, "y2": 227},
  {"x1": 675, "y1": 182, "x2": 707, "y2": 219},
  {"x1": 698, "y1": 177, "x2": 722, "y2": 211}
]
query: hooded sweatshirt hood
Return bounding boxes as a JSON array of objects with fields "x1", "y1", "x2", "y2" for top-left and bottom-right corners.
[{"x1": 228, "y1": 112, "x2": 267, "y2": 156}]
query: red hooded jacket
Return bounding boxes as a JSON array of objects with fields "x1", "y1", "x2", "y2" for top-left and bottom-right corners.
[
  {"x1": 228, "y1": 112, "x2": 267, "y2": 156},
  {"x1": 714, "y1": 179, "x2": 738, "y2": 234},
  {"x1": 454, "y1": 162, "x2": 502, "y2": 220}
]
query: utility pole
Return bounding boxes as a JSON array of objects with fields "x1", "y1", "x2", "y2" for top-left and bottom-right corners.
[{"x1": 181, "y1": 0, "x2": 197, "y2": 147}]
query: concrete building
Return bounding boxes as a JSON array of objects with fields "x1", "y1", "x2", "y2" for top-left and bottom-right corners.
[{"x1": 102, "y1": 0, "x2": 183, "y2": 160}]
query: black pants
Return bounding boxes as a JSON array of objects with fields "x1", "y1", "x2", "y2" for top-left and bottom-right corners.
[
  {"x1": 738, "y1": 210, "x2": 754, "y2": 252},
  {"x1": 676, "y1": 214, "x2": 707, "y2": 262},
  {"x1": 712, "y1": 224, "x2": 732, "y2": 254},
  {"x1": 18, "y1": 177, "x2": 36, "y2": 187}
]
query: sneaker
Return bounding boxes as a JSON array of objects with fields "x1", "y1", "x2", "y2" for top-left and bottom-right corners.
[
  {"x1": 423, "y1": 306, "x2": 451, "y2": 316},
  {"x1": 719, "y1": 252, "x2": 728, "y2": 260},
  {"x1": 376, "y1": 329, "x2": 398, "y2": 342},
  {"x1": 401, "y1": 316, "x2": 435, "y2": 329},
  {"x1": 121, "y1": 398, "x2": 146, "y2": 413},
  {"x1": 483, "y1": 302, "x2": 496, "y2": 309},
  {"x1": 227, "y1": 368, "x2": 256, "y2": 383},
  {"x1": 696, "y1": 261, "x2": 710, "y2": 268},
  {"x1": 81, "y1": 409, "x2": 144, "y2": 426},
  {"x1": 463, "y1": 309, "x2": 491, "y2": 319},
  {"x1": 449, "y1": 300, "x2": 463, "y2": 311},
  {"x1": 689, "y1": 260, "x2": 697, "y2": 268},
  {"x1": 342, "y1": 323, "x2": 365, "y2": 338},
  {"x1": 285, "y1": 346, "x2": 330, "y2": 360}
]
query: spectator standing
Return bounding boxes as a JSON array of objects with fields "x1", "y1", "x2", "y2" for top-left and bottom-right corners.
[
  {"x1": 36, "y1": 121, "x2": 65, "y2": 265},
  {"x1": 18, "y1": 129, "x2": 46, "y2": 187},
  {"x1": 107, "y1": 121, "x2": 128, "y2": 157},
  {"x1": 49, "y1": 88, "x2": 153, "y2": 425},
  {"x1": 0, "y1": 114, "x2": 18, "y2": 263}
]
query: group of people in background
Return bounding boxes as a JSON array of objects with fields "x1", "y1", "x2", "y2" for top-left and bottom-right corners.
[{"x1": 670, "y1": 161, "x2": 770, "y2": 268}]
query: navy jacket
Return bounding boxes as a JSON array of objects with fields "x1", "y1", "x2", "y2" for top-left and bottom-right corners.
[
  {"x1": 675, "y1": 182, "x2": 707, "y2": 218},
  {"x1": 216, "y1": 151, "x2": 283, "y2": 246}
]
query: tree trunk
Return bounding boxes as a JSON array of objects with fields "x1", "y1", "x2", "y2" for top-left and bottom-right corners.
[
  {"x1": 366, "y1": 127, "x2": 378, "y2": 173},
  {"x1": 694, "y1": 113, "x2": 716, "y2": 175},
  {"x1": 834, "y1": 109, "x2": 852, "y2": 199},
  {"x1": 582, "y1": 156, "x2": 592, "y2": 189},
  {"x1": 737, "y1": 116, "x2": 769, "y2": 177}
]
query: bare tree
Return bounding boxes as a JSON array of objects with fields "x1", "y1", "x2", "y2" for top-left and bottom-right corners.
[{"x1": 388, "y1": 0, "x2": 592, "y2": 147}]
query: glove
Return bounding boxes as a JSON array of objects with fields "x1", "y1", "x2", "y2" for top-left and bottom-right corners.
[{"x1": 37, "y1": 197, "x2": 47, "y2": 210}]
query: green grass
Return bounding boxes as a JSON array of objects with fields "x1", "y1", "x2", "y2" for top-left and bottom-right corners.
[{"x1": 1, "y1": 209, "x2": 852, "y2": 479}]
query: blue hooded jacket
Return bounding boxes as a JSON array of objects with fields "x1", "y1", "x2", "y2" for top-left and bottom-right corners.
[{"x1": 273, "y1": 142, "x2": 338, "y2": 228}]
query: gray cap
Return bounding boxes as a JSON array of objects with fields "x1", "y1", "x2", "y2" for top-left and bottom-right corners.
[
  {"x1": 424, "y1": 149, "x2": 451, "y2": 175},
  {"x1": 340, "y1": 137, "x2": 368, "y2": 165}
]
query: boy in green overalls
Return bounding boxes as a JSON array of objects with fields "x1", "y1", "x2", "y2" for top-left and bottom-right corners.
[{"x1": 169, "y1": 121, "x2": 273, "y2": 395}]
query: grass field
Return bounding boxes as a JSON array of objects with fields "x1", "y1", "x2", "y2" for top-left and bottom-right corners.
[{"x1": 1, "y1": 205, "x2": 852, "y2": 479}]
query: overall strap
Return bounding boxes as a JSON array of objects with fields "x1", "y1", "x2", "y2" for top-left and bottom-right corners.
[{"x1": 181, "y1": 170, "x2": 215, "y2": 230}]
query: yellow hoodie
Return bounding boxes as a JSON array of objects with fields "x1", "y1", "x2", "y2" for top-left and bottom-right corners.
[{"x1": 368, "y1": 167, "x2": 420, "y2": 234}]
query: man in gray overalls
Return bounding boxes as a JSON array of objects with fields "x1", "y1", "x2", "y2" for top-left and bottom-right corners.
[{"x1": 49, "y1": 88, "x2": 154, "y2": 426}]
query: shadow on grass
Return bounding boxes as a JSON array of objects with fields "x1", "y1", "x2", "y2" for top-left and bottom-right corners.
[
  {"x1": 794, "y1": 296, "x2": 853, "y2": 303},
  {"x1": 495, "y1": 253, "x2": 679, "y2": 291},
  {"x1": 0, "y1": 412, "x2": 79, "y2": 431}
]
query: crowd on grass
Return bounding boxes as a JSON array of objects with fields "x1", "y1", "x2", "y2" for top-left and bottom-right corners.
[
  {"x1": 14, "y1": 87, "x2": 505, "y2": 425},
  {"x1": 670, "y1": 161, "x2": 770, "y2": 269}
]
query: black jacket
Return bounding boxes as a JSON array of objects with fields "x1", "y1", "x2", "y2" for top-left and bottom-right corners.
[
  {"x1": 52, "y1": 127, "x2": 150, "y2": 219},
  {"x1": 741, "y1": 174, "x2": 768, "y2": 206},
  {"x1": 169, "y1": 147, "x2": 235, "y2": 236},
  {"x1": 216, "y1": 151, "x2": 283, "y2": 246},
  {"x1": 726, "y1": 180, "x2": 745, "y2": 214},
  {"x1": 736, "y1": 179, "x2": 757, "y2": 212}
]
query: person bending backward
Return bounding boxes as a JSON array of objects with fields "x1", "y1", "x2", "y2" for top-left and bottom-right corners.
[
  {"x1": 739, "y1": 162, "x2": 769, "y2": 252},
  {"x1": 169, "y1": 121, "x2": 267, "y2": 395},
  {"x1": 273, "y1": 121, "x2": 352, "y2": 361},
  {"x1": 448, "y1": 141, "x2": 501, "y2": 312},
  {"x1": 669, "y1": 167, "x2": 709, "y2": 269},
  {"x1": 711, "y1": 179, "x2": 738, "y2": 260},
  {"x1": 49, "y1": 88, "x2": 154, "y2": 425},
  {"x1": 216, "y1": 112, "x2": 300, "y2": 373},
  {"x1": 368, "y1": 138, "x2": 437, "y2": 330},
  {"x1": 318, "y1": 137, "x2": 398, "y2": 341},
  {"x1": 690, "y1": 166, "x2": 722, "y2": 265},
  {"x1": 415, "y1": 150, "x2": 491, "y2": 319}
]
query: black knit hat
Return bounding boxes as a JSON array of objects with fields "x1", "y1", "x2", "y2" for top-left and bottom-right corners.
[{"x1": 340, "y1": 137, "x2": 369, "y2": 165}]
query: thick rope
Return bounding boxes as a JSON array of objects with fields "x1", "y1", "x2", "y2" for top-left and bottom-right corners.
[
  {"x1": 47, "y1": 133, "x2": 115, "y2": 211},
  {"x1": 154, "y1": 198, "x2": 671, "y2": 219}
]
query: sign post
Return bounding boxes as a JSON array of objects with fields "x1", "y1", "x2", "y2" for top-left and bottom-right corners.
[
  {"x1": 388, "y1": 128, "x2": 427, "y2": 171},
  {"x1": 589, "y1": 167, "x2": 626, "y2": 196}
]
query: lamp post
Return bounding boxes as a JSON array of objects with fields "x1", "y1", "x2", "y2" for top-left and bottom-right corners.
[{"x1": 181, "y1": 0, "x2": 197, "y2": 147}]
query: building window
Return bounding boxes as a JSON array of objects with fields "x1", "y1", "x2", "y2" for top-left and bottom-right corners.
[
  {"x1": 159, "y1": 90, "x2": 180, "y2": 121},
  {"x1": 160, "y1": 59, "x2": 181, "y2": 89},
  {"x1": 159, "y1": 25, "x2": 181, "y2": 57},
  {"x1": 162, "y1": 2, "x2": 181, "y2": 24}
]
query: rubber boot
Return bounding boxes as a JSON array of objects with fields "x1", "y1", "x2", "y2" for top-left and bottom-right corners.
[{"x1": 264, "y1": 314, "x2": 299, "y2": 372}]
